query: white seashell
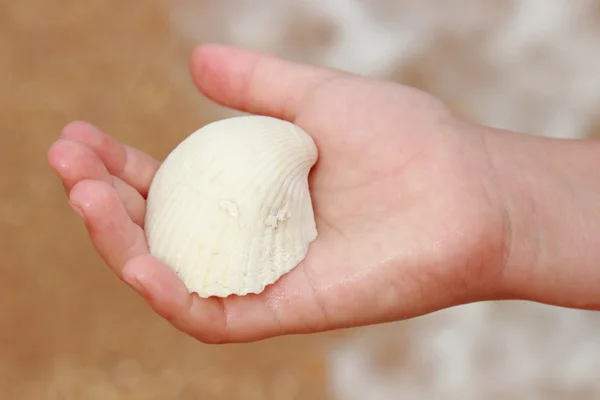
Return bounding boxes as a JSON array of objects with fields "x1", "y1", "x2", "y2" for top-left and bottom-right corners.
[{"x1": 144, "y1": 115, "x2": 319, "y2": 298}]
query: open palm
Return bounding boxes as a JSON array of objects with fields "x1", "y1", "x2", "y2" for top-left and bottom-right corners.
[{"x1": 48, "y1": 44, "x2": 508, "y2": 343}]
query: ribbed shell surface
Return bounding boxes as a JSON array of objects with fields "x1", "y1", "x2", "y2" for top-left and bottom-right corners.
[{"x1": 145, "y1": 116, "x2": 318, "y2": 297}]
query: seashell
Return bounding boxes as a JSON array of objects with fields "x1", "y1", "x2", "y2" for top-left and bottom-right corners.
[{"x1": 144, "y1": 115, "x2": 319, "y2": 298}]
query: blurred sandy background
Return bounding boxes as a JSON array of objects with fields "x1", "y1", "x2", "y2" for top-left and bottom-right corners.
[{"x1": 2, "y1": 1, "x2": 600, "y2": 399}]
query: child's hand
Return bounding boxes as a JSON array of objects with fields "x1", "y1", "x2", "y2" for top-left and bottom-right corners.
[{"x1": 46, "y1": 44, "x2": 520, "y2": 343}]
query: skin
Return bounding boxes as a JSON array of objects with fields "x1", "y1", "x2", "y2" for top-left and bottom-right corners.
[{"x1": 47, "y1": 44, "x2": 600, "y2": 344}]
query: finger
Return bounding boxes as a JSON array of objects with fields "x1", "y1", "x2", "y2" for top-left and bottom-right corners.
[
  {"x1": 121, "y1": 255, "x2": 231, "y2": 344},
  {"x1": 112, "y1": 176, "x2": 146, "y2": 227},
  {"x1": 69, "y1": 179, "x2": 149, "y2": 276},
  {"x1": 61, "y1": 121, "x2": 160, "y2": 197},
  {"x1": 190, "y1": 43, "x2": 343, "y2": 121},
  {"x1": 47, "y1": 139, "x2": 146, "y2": 226},
  {"x1": 121, "y1": 253, "x2": 331, "y2": 344},
  {"x1": 122, "y1": 255, "x2": 293, "y2": 344},
  {"x1": 47, "y1": 139, "x2": 112, "y2": 190}
]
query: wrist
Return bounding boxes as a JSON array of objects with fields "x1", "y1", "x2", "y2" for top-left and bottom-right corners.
[{"x1": 486, "y1": 128, "x2": 600, "y2": 310}]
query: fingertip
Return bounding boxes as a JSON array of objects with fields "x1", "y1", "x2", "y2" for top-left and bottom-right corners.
[
  {"x1": 61, "y1": 120, "x2": 102, "y2": 141},
  {"x1": 190, "y1": 43, "x2": 243, "y2": 109},
  {"x1": 190, "y1": 43, "x2": 215, "y2": 68},
  {"x1": 123, "y1": 254, "x2": 231, "y2": 344},
  {"x1": 121, "y1": 254, "x2": 193, "y2": 321},
  {"x1": 190, "y1": 43, "x2": 233, "y2": 75},
  {"x1": 189, "y1": 43, "x2": 340, "y2": 121},
  {"x1": 47, "y1": 138, "x2": 83, "y2": 170},
  {"x1": 69, "y1": 179, "x2": 118, "y2": 220},
  {"x1": 62, "y1": 120, "x2": 96, "y2": 132},
  {"x1": 60, "y1": 121, "x2": 120, "y2": 166},
  {"x1": 61, "y1": 120, "x2": 114, "y2": 153},
  {"x1": 47, "y1": 139, "x2": 81, "y2": 171},
  {"x1": 46, "y1": 140, "x2": 79, "y2": 192},
  {"x1": 46, "y1": 139, "x2": 67, "y2": 172}
]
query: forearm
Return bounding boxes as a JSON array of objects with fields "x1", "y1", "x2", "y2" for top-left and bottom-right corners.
[{"x1": 487, "y1": 128, "x2": 600, "y2": 310}]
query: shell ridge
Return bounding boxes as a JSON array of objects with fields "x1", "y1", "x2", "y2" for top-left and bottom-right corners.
[
  {"x1": 258, "y1": 163, "x2": 312, "y2": 291},
  {"x1": 153, "y1": 186, "x2": 185, "y2": 275},
  {"x1": 238, "y1": 144, "x2": 315, "y2": 293},
  {"x1": 238, "y1": 135, "x2": 312, "y2": 293}
]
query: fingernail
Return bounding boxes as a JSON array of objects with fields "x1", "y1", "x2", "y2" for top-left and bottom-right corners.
[{"x1": 69, "y1": 201, "x2": 85, "y2": 219}]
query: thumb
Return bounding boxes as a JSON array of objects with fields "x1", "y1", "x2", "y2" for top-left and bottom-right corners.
[{"x1": 190, "y1": 44, "x2": 342, "y2": 121}]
